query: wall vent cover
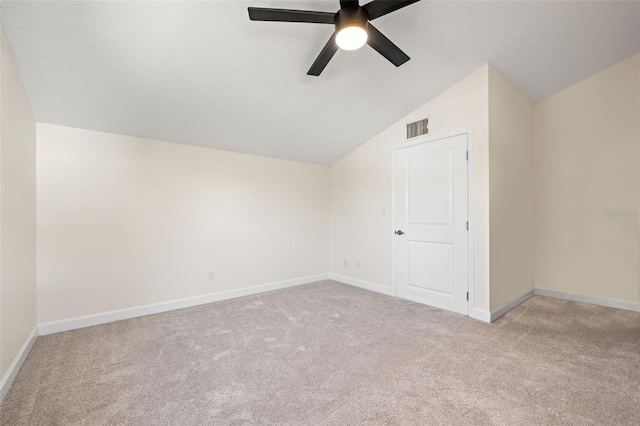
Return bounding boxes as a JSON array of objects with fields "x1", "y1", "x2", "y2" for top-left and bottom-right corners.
[{"x1": 406, "y1": 118, "x2": 429, "y2": 139}]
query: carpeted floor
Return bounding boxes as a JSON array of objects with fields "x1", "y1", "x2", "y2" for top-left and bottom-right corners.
[{"x1": 1, "y1": 280, "x2": 639, "y2": 425}]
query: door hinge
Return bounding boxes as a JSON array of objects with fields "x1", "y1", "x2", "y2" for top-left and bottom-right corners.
[
  {"x1": 466, "y1": 292, "x2": 469, "y2": 301},
  {"x1": 466, "y1": 151, "x2": 469, "y2": 161},
  {"x1": 466, "y1": 221, "x2": 469, "y2": 231}
]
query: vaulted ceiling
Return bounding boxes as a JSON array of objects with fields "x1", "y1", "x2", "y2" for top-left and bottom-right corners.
[{"x1": 2, "y1": 1, "x2": 639, "y2": 164}]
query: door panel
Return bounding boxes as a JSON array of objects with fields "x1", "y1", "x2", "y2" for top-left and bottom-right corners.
[
  {"x1": 408, "y1": 241, "x2": 453, "y2": 294},
  {"x1": 407, "y1": 148, "x2": 452, "y2": 225},
  {"x1": 394, "y1": 134, "x2": 469, "y2": 315}
]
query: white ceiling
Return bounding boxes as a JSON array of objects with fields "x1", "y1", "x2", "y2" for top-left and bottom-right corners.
[{"x1": 2, "y1": 1, "x2": 639, "y2": 164}]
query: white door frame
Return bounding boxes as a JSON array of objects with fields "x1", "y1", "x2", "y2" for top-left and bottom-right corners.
[{"x1": 390, "y1": 128, "x2": 474, "y2": 316}]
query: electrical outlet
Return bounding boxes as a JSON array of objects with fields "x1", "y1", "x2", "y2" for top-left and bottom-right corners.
[
  {"x1": 343, "y1": 258, "x2": 348, "y2": 267},
  {"x1": 208, "y1": 270, "x2": 215, "y2": 280},
  {"x1": 356, "y1": 261, "x2": 360, "y2": 269}
]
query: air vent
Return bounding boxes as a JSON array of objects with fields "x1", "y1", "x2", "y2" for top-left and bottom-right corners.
[{"x1": 406, "y1": 118, "x2": 429, "y2": 139}]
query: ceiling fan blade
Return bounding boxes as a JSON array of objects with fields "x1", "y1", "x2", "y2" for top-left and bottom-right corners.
[
  {"x1": 366, "y1": 24, "x2": 410, "y2": 67},
  {"x1": 363, "y1": 0, "x2": 421, "y2": 20},
  {"x1": 248, "y1": 7, "x2": 335, "y2": 24},
  {"x1": 307, "y1": 33, "x2": 339, "y2": 76}
]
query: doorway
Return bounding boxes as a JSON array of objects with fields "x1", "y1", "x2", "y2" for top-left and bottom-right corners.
[{"x1": 392, "y1": 132, "x2": 470, "y2": 315}]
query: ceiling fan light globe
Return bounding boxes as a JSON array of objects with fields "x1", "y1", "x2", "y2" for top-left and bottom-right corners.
[{"x1": 336, "y1": 26, "x2": 368, "y2": 50}]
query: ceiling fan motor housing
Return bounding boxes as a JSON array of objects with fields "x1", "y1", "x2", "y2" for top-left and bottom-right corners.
[{"x1": 334, "y1": 7, "x2": 369, "y2": 32}]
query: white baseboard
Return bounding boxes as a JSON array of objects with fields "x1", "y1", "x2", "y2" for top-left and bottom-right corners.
[
  {"x1": 1, "y1": 326, "x2": 39, "y2": 404},
  {"x1": 535, "y1": 287, "x2": 640, "y2": 313},
  {"x1": 328, "y1": 274, "x2": 394, "y2": 296},
  {"x1": 470, "y1": 308, "x2": 491, "y2": 323},
  {"x1": 328, "y1": 274, "x2": 494, "y2": 322},
  {"x1": 39, "y1": 274, "x2": 330, "y2": 336},
  {"x1": 490, "y1": 288, "x2": 535, "y2": 322}
]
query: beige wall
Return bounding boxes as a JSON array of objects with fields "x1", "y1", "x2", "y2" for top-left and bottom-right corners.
[
  {"x1": 534, "y1": 54, "x2": 640, "y2": 302},
  {"x1": 488, "y1": 66, "x2": 535, "y2": 309},
  {"x1": 0, "y1": 28, "x2": 37, "y2": 379},
  {"x1": 37, "y1": 124, "x2": 330, "y2": 323},
  {"x1": 330, "y1": 65, "x2": 491, "y2": 313}
]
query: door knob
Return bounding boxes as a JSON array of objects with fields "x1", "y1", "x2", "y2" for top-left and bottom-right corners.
[{"x1": 394, "y1": 230, "x2": 404, "y2": 235}]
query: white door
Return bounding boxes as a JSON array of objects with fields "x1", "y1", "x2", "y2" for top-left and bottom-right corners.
[{"x1": 393, "y1": 133, "x2": 469, "y2": 315}]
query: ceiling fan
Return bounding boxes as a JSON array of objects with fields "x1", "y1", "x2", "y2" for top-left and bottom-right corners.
[{"x1": 248, "y1": 0, "x2": 421, "y2": 76}]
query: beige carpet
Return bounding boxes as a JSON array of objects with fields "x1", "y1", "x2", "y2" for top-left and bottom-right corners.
[{"x1": 1, "y1": 280, "x2": 639, "y2": 425}]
